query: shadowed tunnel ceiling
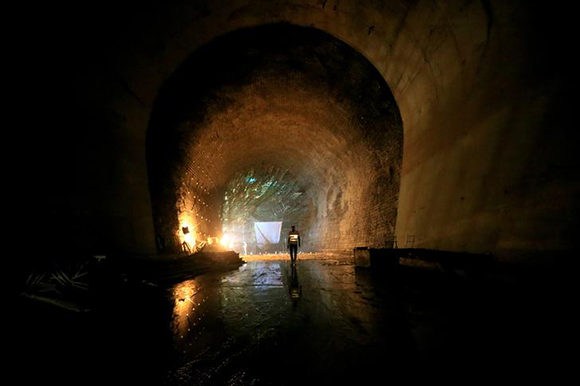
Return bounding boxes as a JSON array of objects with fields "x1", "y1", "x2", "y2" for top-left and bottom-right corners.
[{"x1": 148, "y1": 24, "x2": 403, "y2": 253}]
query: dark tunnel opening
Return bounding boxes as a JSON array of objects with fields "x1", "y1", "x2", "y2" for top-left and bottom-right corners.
[{"x1": 147, "y1": 23, "x2": 403, "y2": 255}]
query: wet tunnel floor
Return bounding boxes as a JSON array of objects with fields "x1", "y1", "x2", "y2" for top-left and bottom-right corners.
[{"x1": 15, "y1": 257, "x2": 572, "y2": 384}]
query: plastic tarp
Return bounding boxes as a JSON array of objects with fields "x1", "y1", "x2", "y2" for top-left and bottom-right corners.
[{"x1": 254, "y1": 221, "x2": 282, "y2": 245}]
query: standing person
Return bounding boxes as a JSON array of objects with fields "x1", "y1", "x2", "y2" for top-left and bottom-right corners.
[{"x1": 287, "y1": 225, "x2": 301, "y2": 265}]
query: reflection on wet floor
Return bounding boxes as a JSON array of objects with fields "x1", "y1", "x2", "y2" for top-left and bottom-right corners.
[
  {"x1": 166, "y1": 259, "x2": 417, "y2": 385},
  {"x1": 17, "y1": 256, "x2": 568, "y2": 385},
  {"x1": 172, "y1": 280, "x2": 203, "y2": 340},
  {"x1": 289, "y1": 264, "x2": 302, "y2": 302}
]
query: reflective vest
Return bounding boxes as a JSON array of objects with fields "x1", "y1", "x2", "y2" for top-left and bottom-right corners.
[{"x1": 288, "y1": 232, "x2": 300, "y2": 245}]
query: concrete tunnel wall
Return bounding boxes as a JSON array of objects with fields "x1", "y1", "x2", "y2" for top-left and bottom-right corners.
[{"x1": 30, "y1": 0, "x2": 577, "y2": 263}]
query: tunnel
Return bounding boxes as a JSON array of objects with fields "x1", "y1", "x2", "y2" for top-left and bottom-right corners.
[
  {"x1": 17, "y1": 0, "x2": 577, "y2": 384},
  {"x1": 147, "y1": 24, "x2": 403, "y2": 254},
  {"x1": 26, "y1": 0, "x2": 576, "y2": 263}
]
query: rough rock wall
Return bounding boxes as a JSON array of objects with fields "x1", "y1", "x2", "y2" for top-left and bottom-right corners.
[{"x1": 148, "y1": 25, "x2": 403, "y2": 253}]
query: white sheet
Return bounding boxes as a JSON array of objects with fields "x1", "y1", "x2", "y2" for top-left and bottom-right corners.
[{"x1": 254, "y1": 221, "x2": 282, "y2": 245}]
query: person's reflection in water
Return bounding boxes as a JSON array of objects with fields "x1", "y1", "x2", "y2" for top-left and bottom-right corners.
[{"x1": 289, "y1": 263, "x2": 302, "y2": 306}]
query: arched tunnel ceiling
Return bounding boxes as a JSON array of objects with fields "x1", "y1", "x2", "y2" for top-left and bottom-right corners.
[{"x1": 148, "y1": 24, "x2": 403, "y2": 252}]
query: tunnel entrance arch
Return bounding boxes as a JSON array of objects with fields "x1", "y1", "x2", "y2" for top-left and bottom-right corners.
[{"x1": 147, "y1": 23, "x2": 403, "y2": 254}]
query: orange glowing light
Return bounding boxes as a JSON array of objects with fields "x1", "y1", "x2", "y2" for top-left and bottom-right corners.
[{"x1": 178, "y1": 219, "x2": 196, "y2": 248}]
